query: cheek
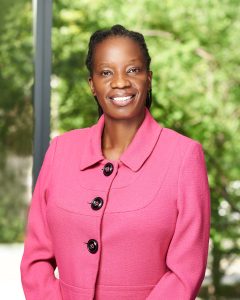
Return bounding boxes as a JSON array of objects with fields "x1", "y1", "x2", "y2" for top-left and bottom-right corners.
[
  {"x1": 137, "y1": 78, "x2": 150, "y2": 92},
  {"x1": 94, "y1": 79, "x2": 110, "y2": 93}
]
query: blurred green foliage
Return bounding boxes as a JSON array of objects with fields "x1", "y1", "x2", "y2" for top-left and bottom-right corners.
[
  {"x1": 0, "y1": 0, "x2": 32, "y2": 245},
  {"x1": 0, "y1": 0, "x2": 239, "y2": 298}
]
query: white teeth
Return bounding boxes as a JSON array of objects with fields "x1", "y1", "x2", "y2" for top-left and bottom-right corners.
[{"x1": 112, "y1": 96, "x2": 132, "y2": 101}]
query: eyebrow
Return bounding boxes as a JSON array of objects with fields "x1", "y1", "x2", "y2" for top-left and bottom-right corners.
[{"x1": 97, "y1": 59, "x2": 142, "y2": 67}]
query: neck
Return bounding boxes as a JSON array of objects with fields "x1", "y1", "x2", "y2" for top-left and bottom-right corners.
[{"x1": 102, "y1": 110, "x2": 146, "y2": 157}]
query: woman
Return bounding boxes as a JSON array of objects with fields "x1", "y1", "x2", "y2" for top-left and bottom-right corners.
[{"x1": 21, "y1": 25, "x2": 211, "y2": 300}]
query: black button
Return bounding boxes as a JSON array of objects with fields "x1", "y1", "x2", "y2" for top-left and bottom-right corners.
[
  {"x1": 103, "y1": 162, "x2": 114, "y2": 176},
  {"x1": 87, "y1": 239, "x2": 98, "y2": 254},
  {"x1": 91, "y1": 197, "x2": 104, "y2": 210}
]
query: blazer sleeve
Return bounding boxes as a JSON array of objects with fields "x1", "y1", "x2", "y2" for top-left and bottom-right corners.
[
  {"x1": 20, "y1": 137, "x2": 62, "y2": 300},
  {"x1": 146, "y1": 142, "x2": 211, "y2": 300}
]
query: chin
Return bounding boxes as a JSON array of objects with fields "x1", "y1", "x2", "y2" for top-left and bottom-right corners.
[{"x1": 104, "y1": 105, "x2": 146, "y2": 121}]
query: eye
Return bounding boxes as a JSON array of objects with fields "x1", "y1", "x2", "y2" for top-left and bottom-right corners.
[
  {"x1": 101, "y1": 70, "x2": 112, "y2": 77},
  {"x1": 127, "y1": 67, "x2": 141, "y2": 74}
]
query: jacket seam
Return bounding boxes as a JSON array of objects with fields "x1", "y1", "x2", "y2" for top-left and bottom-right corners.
[{"x1": 105, "y1": 136, "x2": 181, "y2": 214}]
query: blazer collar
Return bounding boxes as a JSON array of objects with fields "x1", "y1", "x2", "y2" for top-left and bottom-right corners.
[{"x1": 79, "y1": 107, "x2": 163, "y2": 172}]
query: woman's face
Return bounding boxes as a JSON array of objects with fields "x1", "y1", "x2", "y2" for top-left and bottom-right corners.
[{"x1": 88, "y1": 36, "x2": 152, "y2": 120}]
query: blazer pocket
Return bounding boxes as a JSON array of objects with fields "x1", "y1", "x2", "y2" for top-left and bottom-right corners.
[
  {"x1": 59, "y1": 278, "x2": 155, "y2": 300},
  {"x1": 95, "y1": 283, "x2": 156, "y2": 299},
  {"x1": 59, "y1": 279, "x2": 93, "y2": 300}
]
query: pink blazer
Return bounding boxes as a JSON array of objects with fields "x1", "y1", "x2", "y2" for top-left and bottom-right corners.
[{"x1": 20, "y1": 107, "x2": 211, "y2": 300}]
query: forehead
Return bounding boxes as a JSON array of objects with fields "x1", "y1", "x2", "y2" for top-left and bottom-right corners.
[{"x1": 93, "y1": 36, "x2": 144, "y2": 66}]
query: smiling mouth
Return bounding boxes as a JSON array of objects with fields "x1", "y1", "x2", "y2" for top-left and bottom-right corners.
[
  {"x1": 109, "y1": 95, "x2": 135, "y2": 102},
  {"x1": 108, "y1": 94, "x2": 136, "y2": 107}
]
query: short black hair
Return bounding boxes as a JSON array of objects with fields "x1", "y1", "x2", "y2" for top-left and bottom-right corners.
[
  {"x1": 86, "y1": 24, "x2": 151, "y2": 76},
  {"x1": 85, "y1": 24, "x2": 152, "y2": 117}
]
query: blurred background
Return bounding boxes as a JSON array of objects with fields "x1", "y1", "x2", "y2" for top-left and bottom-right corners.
[{"x1": 0, "y1": 0, "x2": 239, "y2": 299}]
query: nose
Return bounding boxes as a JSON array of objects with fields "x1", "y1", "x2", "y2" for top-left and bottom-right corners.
[{"x1": 110, "y1": 72, "x2": 131, "y2": 89}]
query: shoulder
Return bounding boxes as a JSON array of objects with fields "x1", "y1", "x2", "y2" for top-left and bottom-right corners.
[
  {"x1": 52, "y1": 127, "x2": 91, "y2": 145},
  {"x1": 162, "y1": 127, "x2": 200, "y2": 146},
  {"x1": 49, "y1": 127, "x2": 92, "y2": 158},
  {"x1": 56, "y1": 126, "x2": 91, "y2": 140},
  {"x1": 160, "y1": 127, "x2": 204, "y2": 160}
]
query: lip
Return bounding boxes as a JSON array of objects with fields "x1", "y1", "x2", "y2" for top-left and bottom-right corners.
[
  {"x1": 108, "y1": 93, "x2": 136, "y2": 99},
  {"x1": 108, "y1": 94, "x2": 136, "y2": 107}
]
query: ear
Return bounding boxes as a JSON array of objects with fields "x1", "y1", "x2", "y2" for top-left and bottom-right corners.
[
  {"x1": 147, "y1": 70, "x2": 153, "y2": 90},
  {"x1": 88, "y1": 77, "x2": 96, "y2": 96}
]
